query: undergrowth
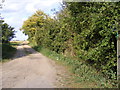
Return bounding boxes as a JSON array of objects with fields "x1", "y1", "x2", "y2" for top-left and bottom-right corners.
[
  {"x1": 31, "y1": 44, "x2": 118, "y2": 88},
  {"x1": 2, "y1": 42, "x2": 17, "y2": 62}
]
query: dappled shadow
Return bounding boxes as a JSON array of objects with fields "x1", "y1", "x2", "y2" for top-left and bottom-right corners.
[
  {"x1": 12, "y1": 44, "x2": 38, "y2": 60},
  {"x1": 32, "y1": 45, "x2": 42, "y2": 51}
]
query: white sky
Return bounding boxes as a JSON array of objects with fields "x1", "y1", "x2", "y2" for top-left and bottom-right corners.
[{"x1": 1, "y1": 0, "x2": 62, "y2": 41}]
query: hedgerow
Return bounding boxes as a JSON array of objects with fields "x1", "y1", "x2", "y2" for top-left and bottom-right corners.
[{"x1": 21, "y1": 2, "x2": 120, "y2": 84}]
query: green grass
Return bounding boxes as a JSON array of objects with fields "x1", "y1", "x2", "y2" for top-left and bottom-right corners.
[
  {"x1": 31, "y1": 44, "x2": 117, "y2": 88},
  {"x1": 10, "y1": 41, "x2": 20, "y2": 47}
]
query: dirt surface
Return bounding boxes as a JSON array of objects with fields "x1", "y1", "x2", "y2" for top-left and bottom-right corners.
[
  {"x1": 1, "y1": 44, "x2": 68, "y2": 88},
  {"x1": 0, "y1": 63, "x2": 2, "y2": 89},
  {"x1": 118, "y1": 40, "x2": 120, "y2": 78}
]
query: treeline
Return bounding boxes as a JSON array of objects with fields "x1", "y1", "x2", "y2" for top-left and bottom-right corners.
[
  {"x1": 21, "y1": 2, "x2": 120, "y2": 80},
  {"x1": 0, "y1": 20, "x2": 16, "y2": 59}
]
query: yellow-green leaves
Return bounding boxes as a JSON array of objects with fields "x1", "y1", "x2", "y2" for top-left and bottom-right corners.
[{"x1": 21, "y1": 3, "x2": 119, "y2": 85}]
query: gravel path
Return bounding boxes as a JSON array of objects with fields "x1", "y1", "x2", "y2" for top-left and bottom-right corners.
[{"x1": 1, "y1": 45, "x2": 67, "y2": 88}]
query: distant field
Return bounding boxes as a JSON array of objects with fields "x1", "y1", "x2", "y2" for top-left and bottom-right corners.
[{"x1": 10, "y1": 41, "x2": 29, "y2": 45}]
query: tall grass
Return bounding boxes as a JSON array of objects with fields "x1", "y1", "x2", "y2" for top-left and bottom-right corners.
[{"x1": 31, "y1": 44, "x2": 117, "y2": 88}]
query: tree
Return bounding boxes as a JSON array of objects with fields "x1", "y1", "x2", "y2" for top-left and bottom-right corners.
[
  {"x1": 21, "y1": 10, "x2": 50, "y2": 44},
  {"x1": 0, "y1": 20, "x2": 15, "y2": 43}
]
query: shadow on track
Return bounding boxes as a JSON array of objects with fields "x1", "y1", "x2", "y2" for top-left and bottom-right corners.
[{"x1": 12, "y1": 44, "x2": 37, "y2": 60}]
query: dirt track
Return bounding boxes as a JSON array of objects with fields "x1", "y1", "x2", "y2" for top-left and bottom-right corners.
[
  {"x1": 118, "y1": 40, "x2": 120, "y2": 78},
  {"x1": 1, "y1": 44, "x2": 68, "y2": 88}
]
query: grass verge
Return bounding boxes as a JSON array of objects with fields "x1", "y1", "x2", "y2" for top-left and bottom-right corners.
[
  {"x1": 31, "y1": 44, "x2": 117, "y2": 88},
  {"x1": 2, "y1": 42, "x2": 18, "y2": 62}
]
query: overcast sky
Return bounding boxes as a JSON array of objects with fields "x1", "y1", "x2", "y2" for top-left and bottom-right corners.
[{"x1": 1, "y1": 0, "x2": 62, "y2": 41}]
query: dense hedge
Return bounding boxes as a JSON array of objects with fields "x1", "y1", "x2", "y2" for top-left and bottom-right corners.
[{"x1": 21, "y1": 2, "x2": 120, "y2": 80}]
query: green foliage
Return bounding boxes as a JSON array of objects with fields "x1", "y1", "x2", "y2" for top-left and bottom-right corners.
[
  {"x1": 21, "y1": 10, "x2": 51, "y2": 44},
  {"x1": 2, "y1": 43, "x2": 16, "y2": 60},
  {"x1": 32, "y1": 44, "x2": 115, "y2": 88},
  {"x1": 65, "y1": 2, "x2": 118, "y2": 81},
  {"x1": 0, "y1": 20, "x2": 16, "y2": 60},
  {"x1": 0, "y1": 20, "x2": 15, "y2": 43},
  {"x1": 22, "y1": 2, "x2": 119, "y2": 86}
]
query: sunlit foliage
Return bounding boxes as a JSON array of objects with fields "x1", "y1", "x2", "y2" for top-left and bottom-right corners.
[{"x1": 21, "y1": 2, "x2": 120, "y2": 82}]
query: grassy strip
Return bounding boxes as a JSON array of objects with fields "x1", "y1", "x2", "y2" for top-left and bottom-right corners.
[
  {"x1": 2, "y1": 42, "x2": 18, "y2": 62},
  {"x1": 31, "y1": 44, "x2": 117, "y2": 88},
  {"x1": 10, "y1": 42, "x2": 19, "y2": 47}
]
